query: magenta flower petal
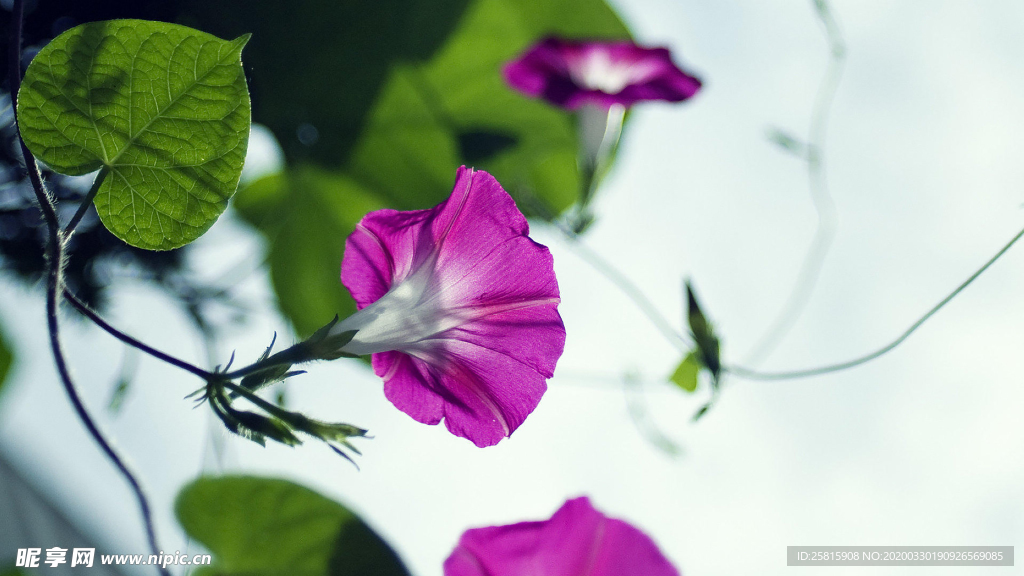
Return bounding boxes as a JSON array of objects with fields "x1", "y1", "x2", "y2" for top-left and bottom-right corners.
[
  {"x1": 444, "y1": 497, "x2": 681, "y2": 576},
  {"x1": 504, "y1": 37, "x2": 702, "y2": 109},
  {"x1": 336, "y1": 167, "x2": 565, "y2": 447}
]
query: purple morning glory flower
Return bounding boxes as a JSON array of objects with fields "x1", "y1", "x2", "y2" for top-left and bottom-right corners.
[
  {"x1": 504, "y1": 37, "x2": 702, "y2": 109},
  {"x1": 332, "y1": 167, "x2": 565, "y2": 447},
  {"x1": 444, "y1": 497, "x2": 681, "y2": 576}
]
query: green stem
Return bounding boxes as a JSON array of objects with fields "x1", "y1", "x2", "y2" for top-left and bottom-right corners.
[
  {"x1": 64, "y1": 166, "x2": 109, "y2": 235},
  {"x1": 571, "y1": 104, "x2": 625, "y2": 231}
]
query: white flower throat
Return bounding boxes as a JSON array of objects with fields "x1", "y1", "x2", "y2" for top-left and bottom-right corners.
[
  {"x1": 571, "y1": 51, "x2": 650, "y2": 94},
  {"x1": 331, "y1": 256, "x2": 472, "y2": 357}
]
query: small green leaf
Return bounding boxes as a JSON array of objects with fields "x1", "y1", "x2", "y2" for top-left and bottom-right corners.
[
  {"x1": 176, "y1": 476, "x2": 410, "y2": 576},
  {"x1": 669, "y1": 351, "x2": 700, "y2": 392},
  {"x1": 686, "y1": 281, "x2": 721, "y2": 382},
  {"x1": 17, "y1": 19, "x2": 251, "y2": 250}
]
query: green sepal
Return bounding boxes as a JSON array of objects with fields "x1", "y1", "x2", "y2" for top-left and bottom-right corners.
[
  {"x1": 239, "y1": 364, "x2": 295, "y2": 393},
  {"x1": 303, "y1": 315, "x2": 359, "y2": 360}
]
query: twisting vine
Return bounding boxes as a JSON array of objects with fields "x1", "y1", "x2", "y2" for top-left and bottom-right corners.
[{"x1": 6, "y1": 1, "x2": 169, "y2": 572}]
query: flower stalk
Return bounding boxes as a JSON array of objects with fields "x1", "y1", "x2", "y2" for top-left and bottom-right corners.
[{"x1": 570, "y1": 103, "x2": 626, "y2": 233}]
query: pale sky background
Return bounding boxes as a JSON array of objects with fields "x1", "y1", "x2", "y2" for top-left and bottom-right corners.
[{"x1": 2, "y1": 0, "x2": 1023, "y2": 574}]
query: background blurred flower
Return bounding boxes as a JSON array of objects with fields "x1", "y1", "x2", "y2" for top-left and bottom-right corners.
[
  {"x1": 334, "y1": 167, "x2": 565, "y2": 447},
  {"x1": 444, "y1": 496, "x2": 681, "y2": 576},
  {"x1": 503, "y1": 37, "x2": 702, "y2": 109}
]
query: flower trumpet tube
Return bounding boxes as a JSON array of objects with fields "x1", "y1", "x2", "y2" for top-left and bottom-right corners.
[
  {"x1": 329, "y1": 167, "x2": 565, "y2": 447},
  {"x1": 444, "y1": 497, "x2": 681, "y2": 576},
  {"x1": 503, "y1": 37, "x2": 702, "y2": 110}
]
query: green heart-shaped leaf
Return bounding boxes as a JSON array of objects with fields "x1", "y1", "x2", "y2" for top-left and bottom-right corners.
[{"x1": 17, "y1": 19, "x2": 251, "y2": 250}]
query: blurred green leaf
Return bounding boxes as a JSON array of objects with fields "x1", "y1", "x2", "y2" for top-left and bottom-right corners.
[
  {"x1": 766, "y1": 127, "x2": 806, "y2": 156},
  {"x1": 176, "y1": 476, "x2": 410, "y2": 576},
  {"x1": 346, "y1": 0, "x2": 630, "y2": 217},
  {"x1": 0, "y1": 322, "x2": 12, "y2": 398},
  {"x1": 107, "y1": 377, "x2": 131, "y2": 414},
  {"x1": 17, "y1": 20, "x2": 251, "y2": 250},
  {"x1": 234, "y1": 168, "x2": 385, "y2": 336},
  {"x1": 231, "y1": 0, "x2": 629, "y2": 336},
  {"x1": 686, "y1": 281, "x2": 721, "y2": 382},
  {"x1": 177, "y1": 0, "x2": 474, "y2": 168},
  {"x1": 107, "y1": 346, "x2": 138, "y2": 414},
  {"x1": 669, "y1": 351, "x2": 700, "y2": 392}
]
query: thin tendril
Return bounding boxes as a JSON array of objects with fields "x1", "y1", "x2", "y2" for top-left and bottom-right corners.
[
  {"x1": 727, "y1": 223, "x2": 1024, "y2": 380},
  {"x1": 742, "y1": 0, "x2": 846, "y2": 366}
]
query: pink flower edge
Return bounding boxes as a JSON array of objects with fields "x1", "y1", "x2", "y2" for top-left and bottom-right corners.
[
  {"x1": 444, "y1": 497, "x2": 681, "y2": 576},
  {"x1": 339, "y1": 167, "x2": 566, "y2": 447}
]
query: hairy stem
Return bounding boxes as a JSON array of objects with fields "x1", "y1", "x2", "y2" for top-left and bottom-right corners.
[{"x1": 64, "y1": 166, "x2": 109, "y2": 235}]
